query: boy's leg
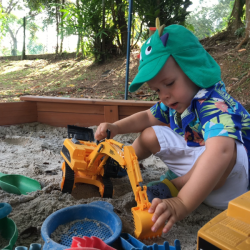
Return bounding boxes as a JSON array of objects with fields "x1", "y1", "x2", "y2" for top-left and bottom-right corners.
[
  {"x1": 132, "y1": 126, "x2": 179, "y2": 202},
  {"x1": 132, "y1": 127, "x2": 160, "y2": 161},
  {"x1": 152, "y1": 125, "x2": 205, "y2": 178},
  {"x1": 132, "y1": 126, "x2": 178, "y2": 182},
  {"x1": 203, "y1": 141, "x2": 249, "y2": 209}
]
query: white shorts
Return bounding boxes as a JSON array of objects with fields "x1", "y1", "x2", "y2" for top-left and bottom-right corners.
[{"x1": 152, "y1": 125, "x2": 249, "y2": 210}]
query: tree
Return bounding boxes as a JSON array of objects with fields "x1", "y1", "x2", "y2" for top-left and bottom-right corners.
[
  {"x1": 227, "y1": 0, "x2": 245, "y2": 34},
  {"x1": 236, "y1": 0, "x2": 250, "y2": 49},
  {"x1": 186, "y1": 0, "x2": 235, "y2": 40},
  {"x1": 61, "y1": 0, "x2": 119, "y2": 62},
  {"x1": 1, "y1": 0, "x2": 40, "y2": 56},
  {"x1": 1, "y1": 0, "x2": 22, "y2": 55},
  {"x1": 134, "y1": 0, "x2": 192, "y2": 28},
  {"x1": 26, "y1": 0, "x2": 67, "y2": 54}
]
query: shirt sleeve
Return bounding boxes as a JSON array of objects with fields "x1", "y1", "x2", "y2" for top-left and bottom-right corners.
[
  {"x1": 196, "y1": 98, "x2": 243, "y2": 143},
  {"x1": 150, "y1": 102, "x2": 170, "y2": 124}
]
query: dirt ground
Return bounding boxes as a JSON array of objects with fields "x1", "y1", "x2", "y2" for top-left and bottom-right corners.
[{"x1": 0, "y1": 34, "x2": 249, "y2": 108}]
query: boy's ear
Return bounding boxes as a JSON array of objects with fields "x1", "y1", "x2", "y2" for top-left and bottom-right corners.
[{"x1": 158, "y1": 24, "x2": 166, "y2": 37}]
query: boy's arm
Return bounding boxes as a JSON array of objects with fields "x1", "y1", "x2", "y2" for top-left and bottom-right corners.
[
  {"x1": 149, "y1": 136, "x2": 236, "y2": 233},
  {"x1": 114, "y1": 109, "x2": 163, "y2": 133},
  {"x1": 95, "y1": 109, "x2": 163, "y2": 140}
]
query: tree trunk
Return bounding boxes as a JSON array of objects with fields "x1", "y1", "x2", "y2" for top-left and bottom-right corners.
[
  {"x1": 116, "y1": 0, "x2": 127, "y2": 54},
  {"x1": 7, "y1": 26, "x2": 17, "y2": 56},
  {"x1": 131, "y1": 9, "x2": 135, "y2": 44},
  {"x1": 76, "y1": 35, "x2": 80, "y2": 57},
  {"x1": 55, "y1": 1, "x2": 59, "y2": 54},
  {"x1": 76, "y1": 0, "x2": 80, "y2": 57},
  {"x1": 227, "y1": 0, "x2": 245, "y2": 34},
  {"x1": 81, "y1": 35, "x2": 84, "y2": 58},
  {"x1": 236, "y1": 0, "x2": 250, "y2": 49},
  {"x1": 60, "y1": 0, "x2": 65, "y2": 54},
  {"x1": 21, "y1": 17, "x2": 26, "y2": 60},
  {"x1": 101, "y1": 0, "x2": 106, "y2": 62},
  {"x1": 110, "y1": 1, "x2": 122, "y2": 49}
]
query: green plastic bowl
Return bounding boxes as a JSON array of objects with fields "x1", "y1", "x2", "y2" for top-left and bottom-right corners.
[{"x1": 0, "y1": 203, "x2": 18, "y2": 250}]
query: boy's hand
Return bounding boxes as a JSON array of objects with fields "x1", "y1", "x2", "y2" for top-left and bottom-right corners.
[
  {"x1": 95, "y1": 123, "x2": 119, "y2": 141},
  {"x1": 148, "y1": 197, "x2": 188, "y2": 234}
]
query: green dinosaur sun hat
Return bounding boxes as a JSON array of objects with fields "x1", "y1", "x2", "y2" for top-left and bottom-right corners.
[{"x1": 129, "y1": 24, "x2": 221, "y2": 93}]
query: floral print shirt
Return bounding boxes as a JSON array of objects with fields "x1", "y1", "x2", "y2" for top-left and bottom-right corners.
[{"x1": 150, "y1": 81, "x2": 250, "y2": 182}]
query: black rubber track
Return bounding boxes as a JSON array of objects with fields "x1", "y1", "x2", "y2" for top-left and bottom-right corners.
[
  {"x1": 61, "y1": 161, "x2": 74, "y2": 193},
  {"x1": 102, "y1": 177, "x2": 113, "y2": 198}
]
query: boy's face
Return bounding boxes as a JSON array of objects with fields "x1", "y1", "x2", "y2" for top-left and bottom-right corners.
[{"x1": 147, "y1": 56, "x2": 200, "y2": 114}]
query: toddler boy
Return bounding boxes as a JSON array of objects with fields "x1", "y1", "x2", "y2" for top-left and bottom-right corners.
[{"x1": 95, "y1": 25, "x2": 249, "y2": 234}]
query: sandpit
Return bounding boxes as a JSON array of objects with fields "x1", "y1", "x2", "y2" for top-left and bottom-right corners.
[{"x1": 0, "y1": 122, "x2": 221, "y2": 249}]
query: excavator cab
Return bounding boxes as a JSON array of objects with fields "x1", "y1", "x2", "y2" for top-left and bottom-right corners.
[{"x1": 61, "y1": 125, "x2": 125, "y2": 197}]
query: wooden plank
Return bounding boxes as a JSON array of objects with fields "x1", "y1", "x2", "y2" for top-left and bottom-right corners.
[
  {"x1": 0, "y1": 102, "x2": 36, "y2": 112},
  {"x1": 119, "y1": 105, "x2": 152, "y2": 117},
  {"x1": 0, "y1": 102, "x2": 37, "y2": 126},
  {"x1": 1, "y1": 110, "x2": 37, "y2": 118},
  {"x1": 20, "y1": 95, "x2": 155, "y2": 107},
  {"x1": 104, "y1": 106, "x2": 119, "y2": 123},
  {"x1": 37, "y1": 102, "x2": 104, "y2": 114},
  {"x1": 0, "y1": 115, "x2": 37, "y2": 126},
  {"x1": 37, "y1": 112, "x2": 104, "y2": 127},
  {"x1": 0, "y1": 97, "x2": 156, "y2": 127}
]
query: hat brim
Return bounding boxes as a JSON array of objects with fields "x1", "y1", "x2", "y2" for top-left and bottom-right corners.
[{"x1": 129, "y1": 54, "x2": 170, "y2": 92}]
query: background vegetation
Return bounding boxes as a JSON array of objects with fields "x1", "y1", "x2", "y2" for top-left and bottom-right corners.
[{"x1": 0, "y1": 0, "x2": 249, "y2": 63}]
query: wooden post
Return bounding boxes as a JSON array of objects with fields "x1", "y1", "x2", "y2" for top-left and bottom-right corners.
[{"x1": 21, "y1": 17, "x2": 26, "y2": 60}]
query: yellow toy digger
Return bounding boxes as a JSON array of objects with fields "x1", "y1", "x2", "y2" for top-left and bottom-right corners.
[
  {"x1": 60, "y1": 125, "x2": 163, "y2": 239},
  {"x1": 197, "y1": 190, "x2": 250, "y2": 250}
]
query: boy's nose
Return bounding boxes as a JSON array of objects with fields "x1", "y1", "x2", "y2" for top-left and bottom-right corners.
[{"x1": 159, "y1": 91, "x2": 170, "y2": 100}]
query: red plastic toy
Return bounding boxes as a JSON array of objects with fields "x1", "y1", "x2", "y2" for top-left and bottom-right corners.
[{"x1": 66, "y1": 236, "x2": 116, "y2": 250}]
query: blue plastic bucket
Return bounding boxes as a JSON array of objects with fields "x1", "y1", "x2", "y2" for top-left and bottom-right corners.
[{"x1": 41, "y1": 201, "x2": 122, "y2": 250}]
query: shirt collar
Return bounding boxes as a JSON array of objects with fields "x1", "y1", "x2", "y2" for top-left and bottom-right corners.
[
  {"x1": 192, "y1": 81, "x2": 225, "y2": 101},
  {"x1": 181, "y1": 81, "x2": 225, "y2": 124}
]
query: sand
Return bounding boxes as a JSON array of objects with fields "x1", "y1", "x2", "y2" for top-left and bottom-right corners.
[{"x1": 0, "y1": 122, "x2": 221, "y2": 249}]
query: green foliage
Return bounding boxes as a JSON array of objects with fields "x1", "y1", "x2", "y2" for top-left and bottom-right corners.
[
  {"x1": 27, "y1": 21, "x2": 41, "y2": 40},
  {"x1": 235, "y1": 26, "x2": 245, "y2": 37},
  {"x1": 25, "y1": 0, "x2": 46, "y2": 12},
  {"x1": 27, "y1": 23, "x2": 44, "y2": 55},
  {"x1": 0, "y1": 7, "x2": 8, "y2": 39},
  {"x1": 27, "y1": 42, "x2": 44, "y2": 54},
  {"x1": 1, "y1": 46, "x2": 11, "y2": 56},
  {"x1": 1, "y1": 0, "x2": 198, "y2": 59},
  {"x1": 134, "y1": 0, "x2": 192, "y2": 27},
  {"x1": 185, "y1": 0, "x2": 234, "y2": 39}
]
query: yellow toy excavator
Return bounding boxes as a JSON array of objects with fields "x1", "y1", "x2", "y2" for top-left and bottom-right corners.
[{"x1": 60, "y1": 125, "x2": 163, "y2": 239}]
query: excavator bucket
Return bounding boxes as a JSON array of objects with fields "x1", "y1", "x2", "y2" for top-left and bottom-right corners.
[{"x1": 132, "y1": 207, "x2": 164, "y2": 239}]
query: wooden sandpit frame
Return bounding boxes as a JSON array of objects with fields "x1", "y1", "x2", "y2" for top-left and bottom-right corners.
[{"x1": 0, "y1": 96, "x2": 156, "y2": 127}]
